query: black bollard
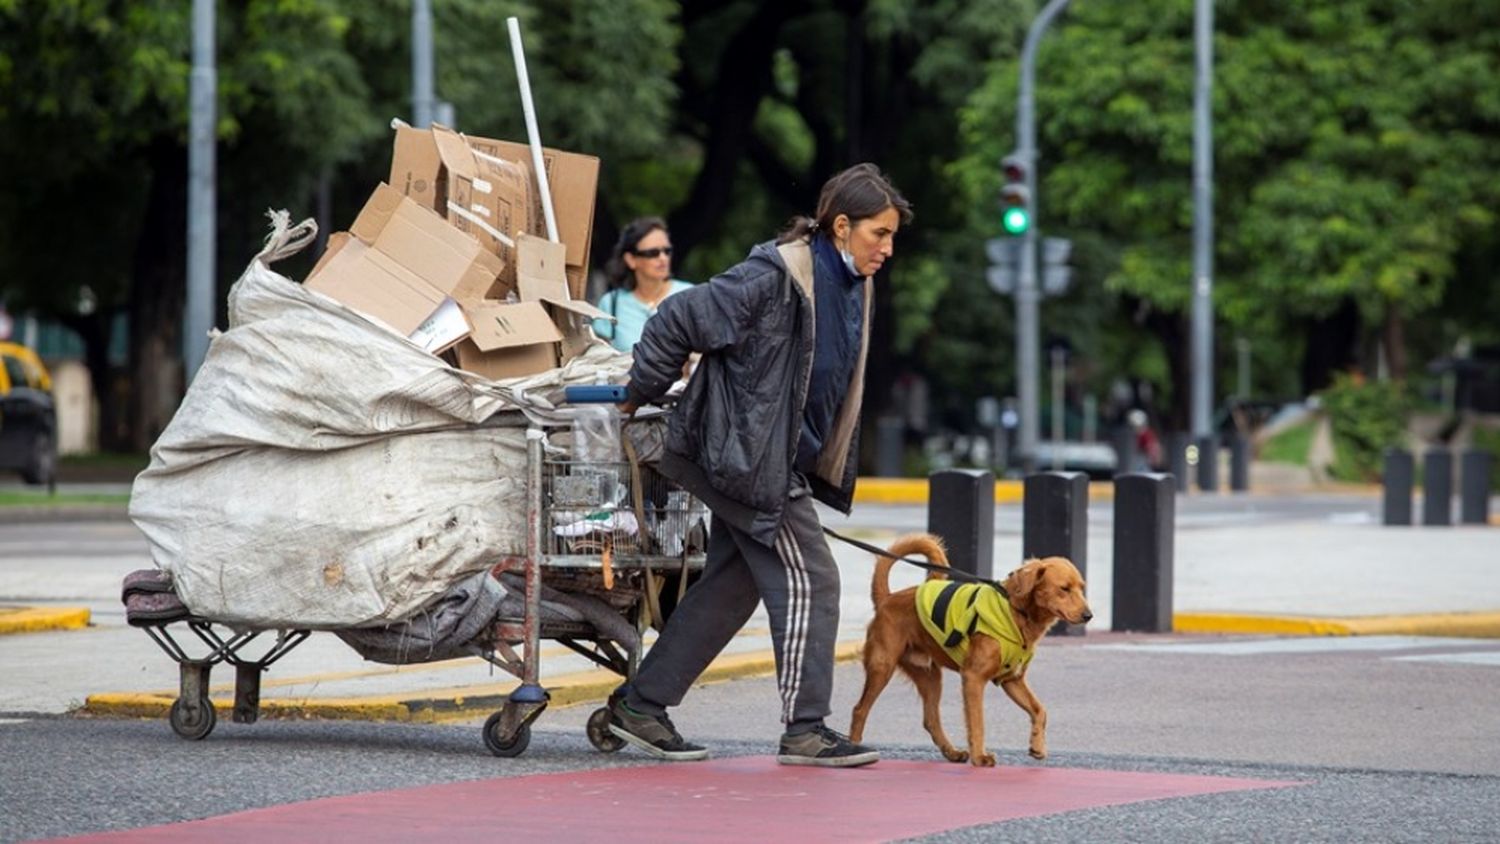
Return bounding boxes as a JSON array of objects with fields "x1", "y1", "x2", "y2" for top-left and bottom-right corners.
[
  {"x1": 1383, "y1": 449, "x2": 1414, "y2": 526},
  {"x1": 1168, "y1": 432, "x2": 1191, "y2": 493},
  {"x1": 1023, "y1": 471, "x2": 1089, "y2": 636},
  {"x1": 1461, "y1": 449, "x2": 1493, "y2": 525},
  {"x1": 1230, "y1": 434, "x2": 1251, "y2": 492},
  {"x1": 1423, "y1": 448, "x2": 1453, "y2": 526},
  {"x1": 1196, "y1": 435, "x2": 1219, "y2": 494},
  {"x1": 1112, "y1": 473, "x2": 1175, "y2": 633},
  {"x1": 927, "y1": 469, "x2": 995, "y2": 580}
]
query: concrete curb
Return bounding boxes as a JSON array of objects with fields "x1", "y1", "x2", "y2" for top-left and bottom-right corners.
[
  {"x1": 1174, "y1": 611, "x2": 1500, "y2": 638},
  {"x1": 78, "y1": 606, "x2": 1500, "y2": 723},
  {"x1": 0, "y1": 606, "x2": 91, "y2": 635},
  {"x1": 80, "y1": 642, "x2": 866, "y2": 724}
]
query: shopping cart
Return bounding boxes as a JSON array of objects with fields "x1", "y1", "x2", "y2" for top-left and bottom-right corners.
[{"x1": 131, "y1": 390, "x2": 708, "y2": 757}]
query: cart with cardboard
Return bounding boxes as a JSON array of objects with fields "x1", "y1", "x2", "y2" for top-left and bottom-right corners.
[
  {"x1": 125, "y1": 204, "x2": 709, "y2": 756},
  {"x1": 126, "y1": 57, "x2": 708, "y2": 754}
]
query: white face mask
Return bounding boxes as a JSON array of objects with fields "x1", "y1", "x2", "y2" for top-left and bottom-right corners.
[{"x1": 839, "y1": 247, "x2": 859, "y2": 276}]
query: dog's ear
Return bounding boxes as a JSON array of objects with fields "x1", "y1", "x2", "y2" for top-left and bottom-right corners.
[{"x1": 1005, "y1": 559, "x2": 1045, "y2": 601}]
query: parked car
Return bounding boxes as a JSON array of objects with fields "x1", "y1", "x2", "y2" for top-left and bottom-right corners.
[{"x1": 0, "y1": 341, "x2": 57, "y2": 489}]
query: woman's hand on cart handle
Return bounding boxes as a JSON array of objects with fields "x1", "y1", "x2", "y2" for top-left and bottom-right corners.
[{"x1": 618, "y1": 399, "x2": 639, "y2": 418}]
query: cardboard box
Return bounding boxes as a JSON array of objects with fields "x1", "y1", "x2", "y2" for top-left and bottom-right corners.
[
  {"x1": 305, "y1": 183, "x2": 504, "y2": 353},
  {"x1": 390, "y1": 123, "x2": 533, "y2": 298},
  {"x1": 453, "y1": 301, "x2": 562, "y2": 380},
  {"x1": 390, "y1": 121, "x2": 600, "y2": 301},
  {"x1": 448, "y1": 235, "x2": 612, "y2": 380}
]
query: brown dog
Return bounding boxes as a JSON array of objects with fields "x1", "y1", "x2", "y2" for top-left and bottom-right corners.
[{"x1": 849, "y1": 534, "x2": 1091, "y2": 767}]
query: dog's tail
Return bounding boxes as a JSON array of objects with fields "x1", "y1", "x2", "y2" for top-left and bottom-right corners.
[{"x1": 872, "y1": 533, "x2": 950, "y2": 606}]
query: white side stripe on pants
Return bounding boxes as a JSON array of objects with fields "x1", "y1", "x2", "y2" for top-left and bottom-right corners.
[{"x1": 775, "y1": 523, "x2": 811, "y2": 723}]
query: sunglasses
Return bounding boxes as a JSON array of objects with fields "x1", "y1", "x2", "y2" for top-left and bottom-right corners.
[{"x1": 631, "y1": 247, "x2": 673, "y2": 259}]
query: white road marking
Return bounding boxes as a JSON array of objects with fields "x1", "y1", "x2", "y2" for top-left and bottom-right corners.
[
  {"x1": 1086, "y1": 636, "x2": 1487, "y2": 656},
  {"x1": 1388, "y1": 651, "x2": 1500, "y2": 668}
]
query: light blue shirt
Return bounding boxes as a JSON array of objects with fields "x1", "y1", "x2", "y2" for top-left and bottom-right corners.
[{"x1": 593, "y1": 280, "x2": 694, "y2": 353}]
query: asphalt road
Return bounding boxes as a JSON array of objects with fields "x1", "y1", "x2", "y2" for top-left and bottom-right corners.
[{"x1": 4, "y1": 629, "x2": 1498, "y2": 842}]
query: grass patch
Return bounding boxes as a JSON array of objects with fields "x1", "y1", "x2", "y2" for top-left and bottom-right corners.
[
  {"x1": 0, "y1": 491, "x2": 130, "y2": 507},
  {"x1": 1259, "y1": 419, "x2": 1313, "y2": 466}
]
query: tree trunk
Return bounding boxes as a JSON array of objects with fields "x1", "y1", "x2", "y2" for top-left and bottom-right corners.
[
  {"x1": 1301, "y1": 297, "x2": 1361, "y2": 395},
  {"x1": 1382, "y1": 307, "x2": 1408, "y2": 382},
  {"x1": 126, "y1": 138, "x2": 189, "y2": 453},
  {"x1": 667, "y1": 2, "x2": 795, "y2": 267}
]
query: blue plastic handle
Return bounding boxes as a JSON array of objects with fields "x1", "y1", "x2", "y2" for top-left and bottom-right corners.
[{"x1": 563, "y1": 384, "x2": 628, "y2": 404}]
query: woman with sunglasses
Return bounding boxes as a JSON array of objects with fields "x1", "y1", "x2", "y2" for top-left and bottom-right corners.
[{"x1": 593, "y1": 217, "x2": 693, "y2": 353}]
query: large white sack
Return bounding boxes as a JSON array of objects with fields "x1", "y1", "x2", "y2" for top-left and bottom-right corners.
[{"x1": 128, "y1": 212, "x2": 631, "y2": 628}]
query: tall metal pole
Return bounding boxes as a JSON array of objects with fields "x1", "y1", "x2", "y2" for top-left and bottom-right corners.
[
  {"x1": 1015, "y1": 0, "x2": 1071, "y2": 468},
  {"x1": 1190, "y1": 0, "x2": 1215, "y2": 438},
  {"x1": 412, "y1": 0, "x2": 435, "y2": 127},
  {"x1": 185, "y1": 0, "x2": 216, "y2": 382}
]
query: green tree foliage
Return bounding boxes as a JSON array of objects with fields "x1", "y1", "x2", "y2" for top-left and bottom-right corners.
[
  {"x1": 955, "y1": 0, "x2": 1500, "y2": 415},
  {"x1": 0, "y1": 0, "x2": 679, "y2": 448}
]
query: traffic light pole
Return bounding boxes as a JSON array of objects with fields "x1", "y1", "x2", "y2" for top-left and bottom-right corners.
[
  {"x1": 1014, "y1": 0, "x2": 1071, "y2": 469},
  {"x1": 1190, "y1": 0, "x2": 1214, "y2": 440}
]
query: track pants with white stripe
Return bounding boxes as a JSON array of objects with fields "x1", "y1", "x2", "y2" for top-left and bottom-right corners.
[{"x1": 624, "y1": 484, "x2": 839, "y2": 734}]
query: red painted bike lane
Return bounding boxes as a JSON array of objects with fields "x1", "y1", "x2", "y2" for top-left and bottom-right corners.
[{"x1": 47, "y1": 757, "x2": 1299, "y2": 843}]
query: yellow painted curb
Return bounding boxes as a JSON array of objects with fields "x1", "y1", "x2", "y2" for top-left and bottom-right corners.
[
  {"x1": 0, "y1": 606, "x2": 90, "y2": 635},
  {"x1": 853, "y1": 477, "x2": 1114, "y2": 506},
  {"x1": 81, "y1": 642, "x2": 867, "y2": 724},
  {"x1": 1174, "y1": 611, "x2": 1500, "y2": 639}
]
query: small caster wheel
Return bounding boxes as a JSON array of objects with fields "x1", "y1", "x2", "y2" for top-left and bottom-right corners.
[
  {"x1": 587, "y1": 707, "x2": 625, "y2": 753},
  {"x1": 169, "y1": 695, "x2": 216, "y2": 741},
  {"x1": 483, "y1": 710, "x2": 531, "y2": 758}
]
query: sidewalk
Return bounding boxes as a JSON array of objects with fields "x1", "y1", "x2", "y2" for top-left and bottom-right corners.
[{"x1": 62, "y1": 509, "x2": 1500, "y2": 726}]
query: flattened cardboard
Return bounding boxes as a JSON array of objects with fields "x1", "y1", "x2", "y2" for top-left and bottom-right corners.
[
  {"x1": 512, "y1": 233, "x2": 611, "y2": 362},
  {"x1": 462, "y1": 138, "x2": 599, "y2": 301}
]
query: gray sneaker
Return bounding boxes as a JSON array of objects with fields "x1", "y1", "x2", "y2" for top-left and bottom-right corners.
[
  {"x1": 777, "y1": 725, "x2": 880, "y2": 768},
  {"x1": 608, "y1": 699, "x2": 709, "y2": 761}
]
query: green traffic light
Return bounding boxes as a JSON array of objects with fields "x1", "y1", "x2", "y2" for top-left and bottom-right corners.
[{"x1": 1002, "y1": 206, "x2": 1030, "y2": 235}]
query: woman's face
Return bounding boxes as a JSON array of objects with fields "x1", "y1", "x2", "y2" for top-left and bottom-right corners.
[
  {"x1": 624, "y1": 227, "x2": 673, "y2": 286},
  {"x1": 835, "y1": 206, "x2": 901, "y2": 278}
]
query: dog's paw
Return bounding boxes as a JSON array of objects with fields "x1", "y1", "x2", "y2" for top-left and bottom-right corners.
[
  {"x1": 1029, "y1": 746, "x2": 1047, "y2": 760},
  {"x1": 970, "y1": 752, "x2": 997, "y2": 768},
  {"x1": 941, "y1": 747, "x2": 969, "y2": 764}
]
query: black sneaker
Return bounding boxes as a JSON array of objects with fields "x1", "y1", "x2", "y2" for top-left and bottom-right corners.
[
  {"x1": 608, "y1": 699, "x2": 709, "y2": 761},
  {"x1": 777, "y1": 725, "x2": 880, "y2": 768}
]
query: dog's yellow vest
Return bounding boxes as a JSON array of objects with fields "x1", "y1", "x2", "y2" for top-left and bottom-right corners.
[{"x1": 915, "y1": 580, "x2": 1034, "y2": 679}]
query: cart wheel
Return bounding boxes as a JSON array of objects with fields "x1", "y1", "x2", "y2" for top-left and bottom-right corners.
[
  {"x1": 168, "y1": 695, "x2": 216, "y2": 741},
  {"x1": 483, "y1": 711, "x2": 531, "y2": 758},
  {"x1": 586, "y1": 707, "x2": 625, "y2": 753}
]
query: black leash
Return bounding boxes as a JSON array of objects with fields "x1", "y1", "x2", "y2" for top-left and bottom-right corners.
[{"x1": 821, "y1": 527, "x2": 1009, "y2": 598}]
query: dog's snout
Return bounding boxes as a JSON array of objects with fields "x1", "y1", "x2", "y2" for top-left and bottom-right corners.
[{"x1": 1081, "y1": 610, "x2": 1094, "y2": 623}]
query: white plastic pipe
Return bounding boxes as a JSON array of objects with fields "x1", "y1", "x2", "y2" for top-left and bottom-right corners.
[{"x1": 507, "y1": 16, "x2": 560, "y2": 245}]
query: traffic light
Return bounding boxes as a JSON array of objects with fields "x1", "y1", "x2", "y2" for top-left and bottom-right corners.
[{"x1": 1000, "y1": 153, "x2": 1030, "y2": 236}]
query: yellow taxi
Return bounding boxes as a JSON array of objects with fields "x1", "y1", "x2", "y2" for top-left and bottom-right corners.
[{"x1": 0, "y1": 341, "x2": 57, "y2": 487}]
